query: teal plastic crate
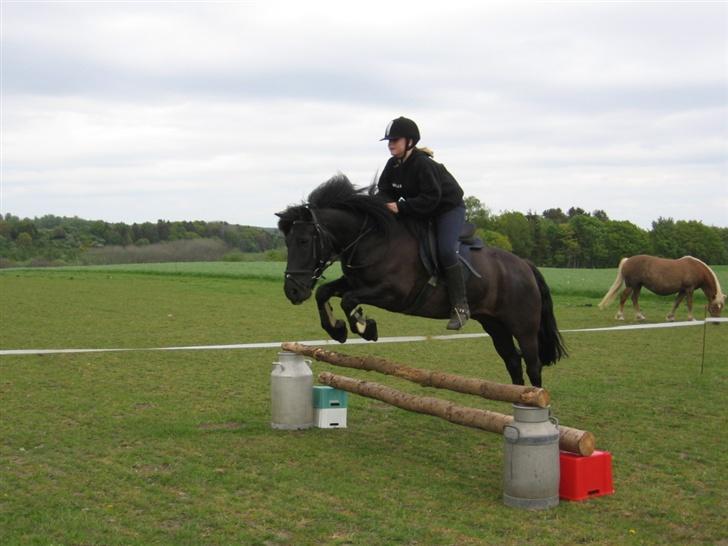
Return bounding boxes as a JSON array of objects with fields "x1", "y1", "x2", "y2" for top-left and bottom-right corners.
[{"x1": 313, "y1": 386, "x2": 348, "y2": 409}]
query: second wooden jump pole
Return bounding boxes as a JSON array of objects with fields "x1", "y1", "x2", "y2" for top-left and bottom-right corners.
[{"x1": 281, "y1": 342, "x2": 595, "y2": 457}]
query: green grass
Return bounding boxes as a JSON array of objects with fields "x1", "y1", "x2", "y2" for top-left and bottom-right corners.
[
  {"x1": 1, "y1": 265, "x2": 727, "y2": 545},
  {"x1": 5, "y1": 261, "x2": 726, "y2": 299},
  {"x1": 3, "y1": 261, "x2": 290, "y2": 281}
]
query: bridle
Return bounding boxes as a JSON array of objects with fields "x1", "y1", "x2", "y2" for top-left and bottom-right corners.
[
  {"x1": 283, "y1": 208, "x2": 332, "y2": 291},
  {"x1": 284, "y1": 206, "x2": 374, "y2": 290}
]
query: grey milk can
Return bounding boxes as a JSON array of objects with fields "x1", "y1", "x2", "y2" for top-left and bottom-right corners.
[
  {"x1": 503, "y1": 403, "x2": 560, "y2": 509},
  {"x1": 270, "y1": 351, "x2": 314, "y2": 430}
]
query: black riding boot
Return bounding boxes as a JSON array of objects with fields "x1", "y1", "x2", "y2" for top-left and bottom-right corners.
[{"x1": 444, "y1": 263, "x2": 470, "y2": 330}]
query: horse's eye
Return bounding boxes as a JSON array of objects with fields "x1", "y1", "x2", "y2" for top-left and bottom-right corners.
[{"x1": 297, "y1": 237, "x2": 310, "y2": 246}]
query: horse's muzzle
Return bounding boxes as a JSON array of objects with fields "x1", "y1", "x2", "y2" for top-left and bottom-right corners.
[{"x1": 284, "y1": 276, "x2": 312, "y2": 304}]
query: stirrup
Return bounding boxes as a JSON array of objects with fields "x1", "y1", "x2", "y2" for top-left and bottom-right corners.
[{"x1": 446, "y1": 306, "x2": 470, "y2": 330}]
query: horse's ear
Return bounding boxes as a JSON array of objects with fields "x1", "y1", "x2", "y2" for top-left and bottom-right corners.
[{"x1": 276, "y1": 213, "x2": 292, "y2": 235}]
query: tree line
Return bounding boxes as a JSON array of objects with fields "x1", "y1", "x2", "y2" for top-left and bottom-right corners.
[
  {"x1": 2, "y1": 203, "x2": 727, "y2": 268},
  {"x1": 465, "y1": 197, "x2": 728, "y2": 267},
  {"x1": 0, "y1": 214, "x2": 284, "y2": 267}
]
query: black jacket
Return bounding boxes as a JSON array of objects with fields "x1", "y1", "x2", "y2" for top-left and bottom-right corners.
[{"x1": 377, "y1": 149, "x2": 464, "y2": 218}]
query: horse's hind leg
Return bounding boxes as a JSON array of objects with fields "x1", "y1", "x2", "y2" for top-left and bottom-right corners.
[
  {"x1": 616, "y1": 287, "x2": 632, "y2": 320},
  {"x1": 478, "y1": 318, "x2": 524, "y2": 385},
  {"x1": 666, "y1": 291, "x2": 686, "y2": 322},
  {"x1": 517, "y1": 335, "x2": 543, "y2": 388},
  {"x1": 631, "y1": 286, "x2": 646, "y2": 321}
]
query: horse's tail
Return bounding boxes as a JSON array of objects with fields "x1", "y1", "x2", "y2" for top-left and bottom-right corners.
[
  {"x1": 528, "y1": 262, "x2": 567, "y2": 366},
  {"x1": 598, "y1": 257, "x2": 628, "y2": 309}
]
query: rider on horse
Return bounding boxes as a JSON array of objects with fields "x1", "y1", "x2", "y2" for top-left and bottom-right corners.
[{"x1": 377, "y1": 116, "x2": 470, "y2": 330}]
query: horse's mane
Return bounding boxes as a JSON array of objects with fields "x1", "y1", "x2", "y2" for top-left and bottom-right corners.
[
  {"x1": 686, "y1": 256, "x2": 726, "y2": 303},
  {"x1": 276, "y1": 174, "x2": 395, "y2": 236}
]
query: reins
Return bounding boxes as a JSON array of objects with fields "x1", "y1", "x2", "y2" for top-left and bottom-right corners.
[{"x1": 341, "y1": 219, "x2": 376, "y2": 270}]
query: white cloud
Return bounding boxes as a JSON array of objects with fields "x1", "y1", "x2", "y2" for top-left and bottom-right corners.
[{"x1": 1, "y1": 1, "x2": 726, "y2": 229}]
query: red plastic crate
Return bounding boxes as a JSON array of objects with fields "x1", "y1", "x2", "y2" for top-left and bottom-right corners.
[{"x1": 559, "y1": 450, "x2": 614, "y2": 501}]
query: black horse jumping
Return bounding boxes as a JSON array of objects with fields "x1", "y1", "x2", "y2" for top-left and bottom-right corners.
[{"x1": 276, "y1": 175, "x2": 567, "y2": 387}]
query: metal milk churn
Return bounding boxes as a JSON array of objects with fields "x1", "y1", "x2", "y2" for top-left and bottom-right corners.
[
  {"x1": 271, "y1": 351, "x2": 314, "y2": 430},
  {"x1": 503, "y1": 404, "x2": 560, "y2": 509}
]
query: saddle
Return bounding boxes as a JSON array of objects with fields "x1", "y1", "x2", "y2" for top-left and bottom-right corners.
[
  {"x1": 418, "y1": 220, "x2": 484, "y2": 284},
  {"x1": 400, "y1": 219, "x2": 484, "y2": 315}
]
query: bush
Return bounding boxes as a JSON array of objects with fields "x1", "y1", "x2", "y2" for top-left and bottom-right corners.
[
  {"x1": 478, "y1": 229, "x2": 512, "y2": 251},
  {"x1": 265, "y1": 248, "x2": 287, "y2": 261},
  {"x1": 81, "y1": 238, "x2": 230, "y2": 265},
  {"x1": 222, "y1": 250, "x2": 246, "y2": 262}
]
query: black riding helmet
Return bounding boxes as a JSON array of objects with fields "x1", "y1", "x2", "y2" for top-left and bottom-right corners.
[{"x1": 380, "y1": 116, "x2": 420, "y2": 148}]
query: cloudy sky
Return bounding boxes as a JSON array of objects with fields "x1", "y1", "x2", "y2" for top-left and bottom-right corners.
[{"x1": 2, "y1": 1, "x2": 726, "y2": 229}]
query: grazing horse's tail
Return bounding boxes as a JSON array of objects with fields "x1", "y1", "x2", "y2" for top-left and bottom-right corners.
[
  {"x1": 598, "y1": 257, "x2": 628, "y2": 309},
  {"x1": 528, "y1": 262, "x2": 567, "y2": 366}
]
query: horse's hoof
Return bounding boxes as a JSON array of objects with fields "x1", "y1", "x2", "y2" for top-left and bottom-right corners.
[
  {"x1": 636, "y1": 314, "x2": 646, "y2": 321},
  {"x1": 666, "y1": 315, "x2": 675, "y2": 322},
  {"x1": 615, "y1": 314, "x2": 625, "y2": 321},
  {"x1": 330, "y1": 320, "x2": 348, "y2": 343},
  {"x1": 363, "y1": 319, "x2": 378, "y2": 341}
]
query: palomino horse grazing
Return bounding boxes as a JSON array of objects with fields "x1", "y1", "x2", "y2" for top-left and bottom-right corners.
[{"x1": 598, "y1": 255, "x2": 725, "y2": 321}]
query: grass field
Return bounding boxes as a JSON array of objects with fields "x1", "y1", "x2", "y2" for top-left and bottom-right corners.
[{"x1": 1, "y1": 264, "x2": 727, "y2": 545}]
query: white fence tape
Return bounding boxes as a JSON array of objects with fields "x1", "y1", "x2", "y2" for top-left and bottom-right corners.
[{"x1": 1, "y1": 318, "x2": 725, "y2": 357}]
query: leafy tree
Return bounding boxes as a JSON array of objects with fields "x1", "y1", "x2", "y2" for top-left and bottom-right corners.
[
  {"x1": 12, "y1": 219, "x2": 37, "y2": 239},
  {"x1": 140, "y1": 222, "x2": 160, "y2": 244},
  {"x1": 569, "y1": 215, "x2": 608, "y2": 267},
  {"x1": 542, "y1": 208, "x2": 568, "y2": 223},
  {"x1": 592, "y1": 209, "x2": 609, "y2": 222},
  {"x1": 568, "y1": 207, "x2": 588, "y2": 218},
  {"x1": 0, "y1": 219, "x2": 12, "y2": 239},
  {"x1": 157, "y1": 220, "x2": 171, "y2": 241},
  {"x1": 603, "y1": 220, "x2": 649, "y2": 265},
  {"x1": 545, "y1": 222, "x2": 580, "y2": 267},
  {"x1": 51, "y1": 226, "x2": 67, "y2": 240},
  {"x1": 496, "y1": 211, "x2": 534, "y2": 258},
  {"x1": 477, "y1": 229, "x2": 512, "y2": 251},
  {"x1": 650, "y1": 217, "x2": 681, "y2": 258},
  {"x1": 673, "y1": 220, "x2": 726, "y2": 263},
  {"x1": 16, "y1": 232, "x2": 33, "y2": 248},
  {"x1": 171, "y1": 223, "x2": 194, "y2": 241},
  {"x1": 222, "y1": 227, "x2": 244, "y2": 248},
  {"x1": 464, "y1": 196, "x2": 493, "y2": 230},
  {"x1": 89, "y1": 220, "x2": 108, "y2": 242},
  {"x1": 717, "y1": 228, "x2": 728, "y2": 262},
  {"x1": 527, "y1": 214, "x2": 551, "y2": 266}
]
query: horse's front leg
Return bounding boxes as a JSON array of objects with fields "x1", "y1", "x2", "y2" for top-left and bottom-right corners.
[
  {"x1": 315, "y1": 277, "x2": 350, "y2": 343},
  {"x1": 340, "y1": 285, "x2": 396, "y2": 342},
  {"x1": 666, "y1": 291, "x2": 686, "y2": 322},
  {"x1": 685, "y1": 290, "x2": 695, "y2": 321}
]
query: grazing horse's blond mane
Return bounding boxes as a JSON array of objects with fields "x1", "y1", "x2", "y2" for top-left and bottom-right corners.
[{"x1": 686, "y1": 256, "x2": 725, "y2": 303}]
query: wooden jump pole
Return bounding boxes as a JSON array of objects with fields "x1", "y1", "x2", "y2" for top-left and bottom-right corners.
[
  {"x1": 281, "y1": 342, "x2": 550, "y2": 408},
  {"x1": 319, "y1": 372, "x2": 595, "y2": 457}
]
